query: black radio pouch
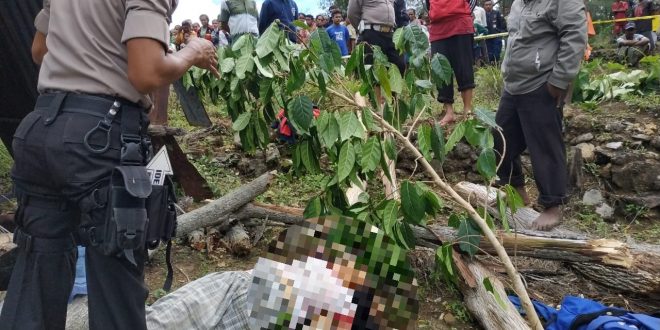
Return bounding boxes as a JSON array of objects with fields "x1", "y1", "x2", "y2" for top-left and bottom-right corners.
[
  {"x1": 145, "y1": 175, "x2": 178, "y2": 291},
  {"x1": 100, "y1": 166, "x2": 152, "y2": 266}
]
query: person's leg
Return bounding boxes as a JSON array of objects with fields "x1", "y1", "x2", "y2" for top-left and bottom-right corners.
[
  {"x1": 454, "y1": 34, "x2": 476, "y2": 119},
  {"x1": 491, "y1": 38, "x2": 503, "y2": 62},
  {"x1": 0, "y1": 108, "x2": 78, "y2": 330},
  {"x1": 494, "y1": 90, "x2": 530, "y2": 205},
  {"x1": 430, "y1": 37, "x2": 456, "y2": 125},
  {"x1": 380, "y1": 31, "x2": 405, "y2": 74},
  {"x1": 516, "y1": 85, "x2": 567, "y2": 230}
]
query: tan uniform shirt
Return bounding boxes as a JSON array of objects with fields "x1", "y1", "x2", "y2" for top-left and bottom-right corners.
[
  {"x1": 347, "y1": 0, "x2": 396, "y2": 29},
  {"x1": 34, "y1": 0, "x2": 174, "y2": 108}
]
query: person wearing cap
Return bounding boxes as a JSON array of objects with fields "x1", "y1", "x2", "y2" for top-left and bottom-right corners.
[
  {"x1": 617, "y1": 22, "x2": 650, "y2": 66},
  {"x1": 494, "y1": 0, "x2": 587, "y2": 231},
  {"x1": 144, "y1": 216, "x2": 419, "y2": 329},
  {"x1": 0, "y1": 0, "x2": 219, "y2": 329},
  {"x1": 348, "y1": 0, "x2": 405, "y2": 74}
]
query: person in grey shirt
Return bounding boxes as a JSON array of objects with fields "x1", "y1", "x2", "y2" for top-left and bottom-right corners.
[{"x1": 494, "y1": 0, "x2": 587, "y2": 231}]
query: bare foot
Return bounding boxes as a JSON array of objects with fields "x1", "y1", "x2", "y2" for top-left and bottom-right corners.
[
  {"x1": 515, "y1": 186, "x2": 532, "y2": 206},
  {"x1": 439, "y1": 112, "x2": 456, "y2": 126},
  {"x1": 531, "y1": 206, "x2": 562, "y2": 231}
]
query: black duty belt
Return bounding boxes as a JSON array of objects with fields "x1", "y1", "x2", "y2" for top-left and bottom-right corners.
[
  {"x1": 363, "y1": 24, "x2": 395, "y2": 33},
  {"x1": 36, "y1": 93, "x2": 145, "y2": 116}
]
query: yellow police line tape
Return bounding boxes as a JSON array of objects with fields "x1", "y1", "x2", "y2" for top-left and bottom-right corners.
[
  {"x1": 473, "y1": 15, "x2": 660, "y2": 41},
  {"x1": 591, "y1": 14, "x2": 660, "y2": 25}
]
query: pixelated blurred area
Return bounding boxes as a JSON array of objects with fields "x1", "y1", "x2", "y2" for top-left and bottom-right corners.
[{"x1": 247, "y1": 216, "x2": 419, "y2": 329}]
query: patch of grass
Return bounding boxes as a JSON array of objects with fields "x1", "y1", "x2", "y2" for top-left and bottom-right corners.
[
  {"x1": 190, "y1": 155, "x2": 243, "y2": 197},
  {"x1": 257, "y1": 172, "x2": 326, "y2": 208},
  {"x1": 621, "y1": 93, "x2": 660, "y2": 114},
  {"x1": 474, "y1": 66, "x2": 503, "y2": 110},
  {"x1": 572, "y1": 206, "x2": 613, "y2": 238},
  {"x1": 0, "y1": 142, "x2": 13, "y2": 193},
  {"x1": 446, "y1": 300, "x2": 472, "y2": 323}
]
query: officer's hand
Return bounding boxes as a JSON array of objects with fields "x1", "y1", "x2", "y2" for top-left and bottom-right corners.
[{"x1": 187, "y1": 38, "x2": 220, "y2": 78}]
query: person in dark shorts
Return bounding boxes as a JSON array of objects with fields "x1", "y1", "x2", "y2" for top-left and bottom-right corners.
[
  {"x1": 348, "y1": 0, "x2": 405, "y2": 75},
  {"x1": 427, "y1": 0, "x2": 477, "y2": 126}
]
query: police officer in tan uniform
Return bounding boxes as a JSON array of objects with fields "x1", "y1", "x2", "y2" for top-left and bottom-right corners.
[{"x1": 0, "y1": 0, "x2": 219, "y2": 329}]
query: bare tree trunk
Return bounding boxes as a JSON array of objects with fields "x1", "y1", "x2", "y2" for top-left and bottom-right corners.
[{"x1": 176, "y1": 171, "x2": 275, "y2": 237}]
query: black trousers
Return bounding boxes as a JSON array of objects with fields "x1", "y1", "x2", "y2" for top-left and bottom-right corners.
[
  {"x1": 430, "y1": 34, "x2": 476, "y2": 104},
  {"x1": 360, "y1": 29, "x2": 405, "y2": 75},
  {"x1": 0, "y1": 94, "x2": 149, "y2": 330},
  {"x1": 493, "y1": 84, "x2": 568, "y2": 208}
]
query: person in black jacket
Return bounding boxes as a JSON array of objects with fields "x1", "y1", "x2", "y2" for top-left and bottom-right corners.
[{"x1": 394, "y1": 0, "x2": 409, "y2": 27}]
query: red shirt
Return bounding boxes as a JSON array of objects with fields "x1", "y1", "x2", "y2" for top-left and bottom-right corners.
[
  {"x1": 611, "y1": 1, "x2": 628, "y2": 20},
  {"x1": 429, "y1": 14, "x2": 474, "y2": 42}
]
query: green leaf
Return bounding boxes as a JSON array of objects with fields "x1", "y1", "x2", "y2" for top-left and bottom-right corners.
[
  {"x1": 435, "y1": 243, "x2": 457, "y2": 285},
  {"x1": 400, "y1": 180, "x2": 426, "y2": 225},
  {"x1": 448, "y1": 213, "x2": 463, "y2": 228},
  {"x1": 361, "y1": 107, "x2": 379, "y2": 132},
  {"x1": 445, "y1": 122, "x2": 466, "y2": 155},
  {"x1": 415, "y1": 80, "x2": 433, "y2": 89},
  {"x1": 392, "y1": 28, "x2": 405, "y2": 53},
  {"x1": 424, "y1": 189, "x2": 444, "y2": 216},
  {"x1": 300, "y1": 139, "x2": 320, "y2": 174},
  {"x1": 361, "y1": 137, "x2": 382, "y2": 173},
  {"x1": 292, "y1": 20, "x2": 308, "y2": 29},
  {"x1": 379, "y1": 200, "x2": 399, "y2": 237},
  {"x1": 345, "y1": 44, "x2": 363, "y2": 76},
  {"x1": 232, "y1": 112, "x2": 252, "y2": 131},
  {"x1": 273, "y1": 49, "x2": 290, "y2": 71},
  {"x1": 287, "y1": 58, "x2": 305, "y2": 92},
  {"x1": 431, "y1": 124, "x2": 446, "y2": 162},
  {"x1": 430, "y1": 53, "x2": 452, "y2": 88},
  {"x1": 417, "y1": 124, "x2": 432, "y2": 161},
  {"x1": 255, "y1": 23, "x2": 280, "y2": 58},
  {"x1": 383, "y1": 137, "x2": 397, "y2": 160},
  {"x1": 476, "y1": 148, "x2": 497, "y2": 180},
  {"x1": 338, "y1": 141, "x2": 356, "y2": 183},
  {"x1": 319, "y1": 112, "x2": 339, "y2": 148},
  {"x1": 375, "y1": 64, "x2": 392, "y2": 101},
  {"x1": 483, "y1": 278, "x2": 508, "y2": 309},
  {"x1": 394, "y1": 221, "x2": 416, "y2": 250},
  {"x1": 220, "y1": 58, "x2": 235, "y2": 73},
  {"x1": 235, "y1": 55, "x2": 254, "y2": 80},
  {"x1": 475, "y1": 108, "x2": 498, "y2": 129},
  {"x1": 380, "y1": 149, "x2": 393, "y2": 183},
  {"x1": 253, "y1": 56, "x2": 274, "y2": 78},
  {"x1": 287, "y1": 96, "x2": 314, "y2": 133},
  {"x1": 458, "y1": 219, "x2": 481, "y2": 257},
  {"x1": 389, "y1": 65, "x2": 404, "y2": 94},
  {"x1": 478, "y1": 207, "x2": 496, "y2": 230},
  {"x1": 304, "y1": 196, "x2": 323, "y2": 218},
  {"x1": 337, "y1": 112, "x2": 365, "y2": 142},
  {"x1": 496, "y1": 193, "x2": 510, "y2": 232},
  {"x1": 504, "y1": 184, "x2": 525, "y2": 215}
]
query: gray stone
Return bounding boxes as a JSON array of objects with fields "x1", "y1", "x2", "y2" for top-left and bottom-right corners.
[
  {"x1": 595, "y1": 203, "x2": 614, "y2": 219},
  {"x1": 453, "y1": 142, "x2": 473, "y2": 160},
  {"x1": 576, "y1": 143, "x2": 595, "y2": 162},
  {"x1": 611, "y1": 160, "x2": 660, "y2": 192},
  {"x1": 583, "y1": 189, "x2": 604, "y2": 206},
  {"x1": 594, "y1": 147, "x2": 617, "y2": 165},
  {"x1": 605, "y1": 121, "x2": 626, "y2": 133},
  {"x1": 572, "y1": 133, "x2": 594, "y2": 144},
  {"x1": 620, "y1": 193, "x2": 660, "y2": 209},
  {"x1": 652, "y1": 136, "x2": 660, "y2": 150},
  {"x1": 606, "y1": 142, "x2": 623, "y2": 150},
  {"x1": 265, "y1": 143, "x2": 280, "y2": 165},
  {"x1": 632, "y1": 134, "x2": 652, "y2": 142}
]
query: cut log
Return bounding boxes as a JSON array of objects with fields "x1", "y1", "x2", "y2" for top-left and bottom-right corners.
[
  {"x1": 224, "y1": 224, "x2": 251, "y2": 257},
  {"x1": 176, "y1": 171, "x2": 275, "y2": 237},
  {"x1": 454, "y1": 181, "x2": 660, "y2": 298},
  {"x1": 460, "y1": 257, "x2": 530, "y2": 330}
]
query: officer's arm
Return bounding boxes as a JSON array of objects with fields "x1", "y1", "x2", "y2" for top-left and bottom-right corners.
[
  {"x1": 32, "y1": 0, "x2": 50, "y2": 64},
  {"x1": 126, "y1": 38, "x2": 218, "y2": 94},
  {"x1": 347, "y1": 0, "x2": 361, "y2": 30},
  {"x1": 32, "y1": 31, "x2": 48, "y2": 65}
]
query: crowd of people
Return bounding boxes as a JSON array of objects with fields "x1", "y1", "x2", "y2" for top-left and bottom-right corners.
[{"x1": 612, "y1": 0, "x2": 659, "y2": 65}]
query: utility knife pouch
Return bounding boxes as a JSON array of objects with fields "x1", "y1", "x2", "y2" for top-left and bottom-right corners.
[
  {"x1": 101, "y1": 166, "x2": 152, "y2": 265},
  {"x1": 145, "y1": 176, "x2": 177, "y2": 249}
]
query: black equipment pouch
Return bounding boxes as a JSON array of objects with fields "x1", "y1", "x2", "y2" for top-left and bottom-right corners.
[
  {"x1": 145, "y1": 176, "x2": 178, "y2": 291},
  {"x1": 100, "y1": 166, "x2": 152, "y2": 266}
]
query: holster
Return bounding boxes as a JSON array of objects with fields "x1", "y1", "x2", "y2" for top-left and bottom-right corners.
[
  {"x1": 99, "y1": 166, "x2": 152, "y2": 266},
  {"x1": 145, "y1": 176, "x2": 177, "y2": 249}
]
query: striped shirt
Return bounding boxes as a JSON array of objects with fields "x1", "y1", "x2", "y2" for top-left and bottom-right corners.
[{"x1": 218, "y1": 0, "x2": 259, "y2": 37}]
